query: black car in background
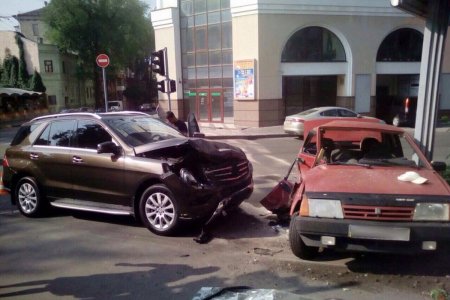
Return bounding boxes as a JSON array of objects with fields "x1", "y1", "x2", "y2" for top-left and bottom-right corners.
[{"x1": 1, "y1": 112, "x2": 253, "y2": 235}]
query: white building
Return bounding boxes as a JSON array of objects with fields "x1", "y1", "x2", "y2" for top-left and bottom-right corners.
[{"x1": 151, "y1": 0, "x2": 450, "y2": 126}]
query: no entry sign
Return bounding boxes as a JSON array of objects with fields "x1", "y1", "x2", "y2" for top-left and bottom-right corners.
[{"x1": 96, "y1": 54, "x2": 110, "y2": 68}]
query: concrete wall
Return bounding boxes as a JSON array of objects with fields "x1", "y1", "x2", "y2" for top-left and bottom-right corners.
[{"x1": 0, "y1": 31, "x2": 40, "y2": 74}]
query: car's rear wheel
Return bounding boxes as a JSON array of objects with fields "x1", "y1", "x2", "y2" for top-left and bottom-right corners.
[
  {"x1": 392, "y1": 115, "x2": 400, "y2": 127},
  {"x1": 289, "y1": 213, "x2": 319, "y2": 260},
  {"x1": 15, "y1": 177, "x2": 45, "y2": 217},
  {"x1": 139, "y1": 184, "x2": 179, "y2": 235}
]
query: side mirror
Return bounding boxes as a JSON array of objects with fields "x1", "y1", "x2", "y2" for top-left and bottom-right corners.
[
  {"x1": 97, "y1": 141, "x2": 121, "y2": 155},
  {"x1": 431, "y1": 161, "x2": 447, "y2": 172}
]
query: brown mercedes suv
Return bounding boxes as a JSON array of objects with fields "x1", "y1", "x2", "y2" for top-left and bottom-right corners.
[{"x1": 1, "y1": 112, "x2": 253, "y2": 235}]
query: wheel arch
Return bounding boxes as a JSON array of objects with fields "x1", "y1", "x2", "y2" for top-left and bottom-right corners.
[{"x1": 133, "y1": 178, "x2": 164, "y2": 222}]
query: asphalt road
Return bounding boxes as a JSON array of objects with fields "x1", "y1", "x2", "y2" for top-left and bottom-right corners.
[{"x1": 1, "y1": 129, "x2": 450, "y2": 300}]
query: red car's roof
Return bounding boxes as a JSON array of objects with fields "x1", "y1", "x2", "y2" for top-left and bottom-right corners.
[{"x1": 316, "y1": 120, "x2": 403, "y2": 133}]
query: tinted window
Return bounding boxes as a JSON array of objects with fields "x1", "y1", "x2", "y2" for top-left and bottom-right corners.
[
  {"x1": 338, "y1": 109, "x2": 357, "y2": 117},
  {"x1": 35, "y1": 120, "x2": 75, "y2": 147},
  {"x1": 320, "y1": 109, "x2": 338, "y2": 117},
  {"x1": 75, "y1": 120, "x2": 112, "y2": 149},
  {"x1": 11, "y1": 123, "x2": 42, "y2": 146}
]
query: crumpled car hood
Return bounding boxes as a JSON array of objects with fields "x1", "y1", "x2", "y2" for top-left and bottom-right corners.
[
  {"x1": 134, "y1": 138, "x2": 247, "y2": 162},
  {"x1": 304, "y1": 165, "x2": 450, "y2": 196}
]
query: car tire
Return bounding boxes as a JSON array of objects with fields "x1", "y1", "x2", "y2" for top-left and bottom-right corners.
[
  {"x1": 139, "y1": 184, "x2": 179, "y2": 236},
  {"x1": 15, "y1": 177, "x2": 45, "y2": 217},
  {"x1": 289, "y1": 213, "x2": 319, "y2": 260},
  {"x1": 392, "y1": 115, "x2": 400, "y2": 127}
]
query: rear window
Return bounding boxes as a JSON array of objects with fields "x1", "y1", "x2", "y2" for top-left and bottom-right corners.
[{"x1": 11, "y1": 123, "x2": 42, "y2": 146}]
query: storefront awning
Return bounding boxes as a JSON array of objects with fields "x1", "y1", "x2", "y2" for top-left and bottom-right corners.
[{"x1": 0, "y1": 87, "x2": 42, "y2": 96}]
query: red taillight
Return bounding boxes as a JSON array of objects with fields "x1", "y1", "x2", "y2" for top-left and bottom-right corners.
[
  {"x1": 405, "y1": 98, "x2": 410, "y2": 114},
  {"x1": 2, "y1": 155, "x2": 8, "y2": 168}
]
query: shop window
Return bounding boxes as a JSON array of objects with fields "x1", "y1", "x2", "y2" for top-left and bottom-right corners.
[
  {"x1": 44, "y1": 60, "x2": 53, "y2": 73},
  {"x1": 281, "y1": 26, "x2": 346, "y2": 62},
  {"x1": 377, "y1": 28, "x2": 423, "y2": 62}
]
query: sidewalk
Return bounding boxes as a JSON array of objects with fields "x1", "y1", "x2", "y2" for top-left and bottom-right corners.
[{"x1": 198, "y1": 123, "x2": 291, "y2": 139}]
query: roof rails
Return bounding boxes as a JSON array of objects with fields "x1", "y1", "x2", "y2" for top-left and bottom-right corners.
[{"x1": 31, "y1": 111, "x2": 152, "y2": 122}]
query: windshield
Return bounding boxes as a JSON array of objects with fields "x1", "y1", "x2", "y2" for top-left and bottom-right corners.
[
  {"x1": 316, "y1": 129, "x2": 427, "y2": 168},
  {"x1": 102, "y1": 115, "x2": 184, "y2": 147}
]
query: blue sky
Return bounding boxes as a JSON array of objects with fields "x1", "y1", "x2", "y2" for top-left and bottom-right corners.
[{"x1": 0, "y1": 0, "x2": 156, "y2": 30}]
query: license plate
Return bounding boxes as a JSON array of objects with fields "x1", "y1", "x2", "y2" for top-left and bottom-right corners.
[{"x1": 348, "y1": 225, "x2": 410, "y2": 241}]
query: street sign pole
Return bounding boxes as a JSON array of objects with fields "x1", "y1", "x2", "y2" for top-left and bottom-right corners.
[
  {"x1": 102, "y1": 67, "x2": 108, "y2": 112},
  {"x1": 96, "y1": 54, "x2": 110, "y2": 112}
]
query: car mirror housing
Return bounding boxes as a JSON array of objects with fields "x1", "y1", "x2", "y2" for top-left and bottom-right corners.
[
  {"x1": 97, "y1": 141, "x2": 121, "y2": 155},
  {"x1": 431, "y1": 161, "x2": 447, "y2": 172}
]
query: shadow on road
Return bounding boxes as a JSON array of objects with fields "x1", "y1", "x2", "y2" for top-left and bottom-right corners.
[{"x1": 0, "y1": 262, "x2": 359, "y2": 299}]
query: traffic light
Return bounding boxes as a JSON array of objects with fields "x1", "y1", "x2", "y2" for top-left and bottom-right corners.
[
  {"x1": 151, "y1": 49, "x2": 166, "y2": 76},
  {"x1": 157, "y1": 80, "x2": 166, "y2": 93},
  {"x1": 169, "y1": 80, "x2": 176, "y2": 93}
]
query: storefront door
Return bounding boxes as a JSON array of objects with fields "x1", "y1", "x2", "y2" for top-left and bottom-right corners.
[{"x1": 197, "y1": 89, "x2": 224, "y2": 122}]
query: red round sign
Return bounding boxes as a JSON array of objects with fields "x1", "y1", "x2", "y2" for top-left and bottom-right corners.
[{"x1": 96, "y1": 54, "x2": 110, "y2": 68}]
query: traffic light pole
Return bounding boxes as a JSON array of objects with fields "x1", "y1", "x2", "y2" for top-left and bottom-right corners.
[{"x1": 163, "y1": 47, "x2": 172, "y2": 111}]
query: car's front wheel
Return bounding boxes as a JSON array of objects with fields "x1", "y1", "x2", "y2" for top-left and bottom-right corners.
[
  {"x1": 289, "y1": 213, "x2": 319, "y2": 260},
  {"x1": 139, "y1": 184, "x2": 180, "y2": 235},
  {"x1": 15, "y1": 177, "x2": 45, "y2": 217}
]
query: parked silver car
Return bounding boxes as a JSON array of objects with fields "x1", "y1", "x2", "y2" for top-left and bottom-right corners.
[{"x1": 283, "y1": 106, "x2": 382, "y2": 136}]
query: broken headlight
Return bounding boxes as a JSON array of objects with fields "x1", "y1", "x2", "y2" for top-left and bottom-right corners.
[{"x1": 180, "y1": 168, "x2": 199, "y2": 186}]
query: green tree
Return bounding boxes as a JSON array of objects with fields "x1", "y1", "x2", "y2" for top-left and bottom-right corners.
[
  {"x1": 8, "y1": 56, "x2": 19, "y2": 87},
  {"x1": 29, "y1": 70, "x2": 46, "y2": 93},
  {"x1": 15, "y1": 33, "x2": 30, "y2": 88},
  {"x1": 43, "y1": 0, "x2": 154, "y2": 108}
]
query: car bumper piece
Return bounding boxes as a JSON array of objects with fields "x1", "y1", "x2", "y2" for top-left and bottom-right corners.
[{"x1": 293, "y1": 217, "x2": 450, "y2": 253}]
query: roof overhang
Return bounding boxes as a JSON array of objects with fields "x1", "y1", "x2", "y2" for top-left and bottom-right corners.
[{"x1": 0, "y1": 87, "x2": 42, "y2": 97}]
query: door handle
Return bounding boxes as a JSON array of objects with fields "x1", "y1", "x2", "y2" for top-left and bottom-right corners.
[
  {"x1": 72, "y1": 156, "x2": 84, "y2": 164},
  {"x1": 30, "y1": 153, "x2": 39, "y2": 160}
]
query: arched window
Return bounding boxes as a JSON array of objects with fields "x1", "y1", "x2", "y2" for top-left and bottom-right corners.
[
  {"x1": 281, "y1": 26, "x2": 346, "y2": 62},
  {"x1": 377, "y1": 28, "x2": 423, "y2": 62}
]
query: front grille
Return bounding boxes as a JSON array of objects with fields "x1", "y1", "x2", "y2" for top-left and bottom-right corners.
[
  {"x1": 342, "y1": 204, "x2": 414, "y2": 221},
  {"x1": 203, "y1": 161, "x2": 250, "y2": 183}
]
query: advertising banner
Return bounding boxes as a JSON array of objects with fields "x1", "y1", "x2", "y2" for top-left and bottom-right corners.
[{"x1": 234, "y1": 59, "x2": 255, "y2": 100}]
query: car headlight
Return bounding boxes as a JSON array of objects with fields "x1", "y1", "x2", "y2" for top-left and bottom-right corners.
[
  {"x1": 180, "y1": 168, "x2": 199, "y2": 186},
  {"x1": 305, "y1": 198, "x2": 344, "y2": 219},
  {"x1": 413, "y1": 203, "x2": 449, "y2": 221}
]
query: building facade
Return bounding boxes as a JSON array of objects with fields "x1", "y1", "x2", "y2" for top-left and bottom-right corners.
[
  {"x1": 151, "y1": 0, "x2": 450, "y2": 126},
  {"x1": 14, "y1": 8, "x2": 95, "y2": 112}
]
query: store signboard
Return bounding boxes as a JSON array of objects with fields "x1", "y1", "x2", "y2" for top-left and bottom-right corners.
[{"x1": 233, "y1": 59, "x2": 255, "y2": 100}]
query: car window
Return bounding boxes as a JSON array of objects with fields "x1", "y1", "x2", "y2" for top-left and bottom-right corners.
[
  {"x1": 11, "y1": 123, "x2": 42, "y2": 146},
  {"x1": 35, "y1": 120, "x2": 76, "y2": 147},
  {"x1": 298, "y1": 108, "x2": 319, "y2": 116},
  {"x1": 320, "y1": 109, "x2": 338, "y2": 116},
  {"x1": 338, "y1": 109, "x2": 357, "y2": 117},
  {"x1": 74, "y1": 120, "x2": 112, "y2": 150},
  {"x1": 103, "y1": 115, "x2": 183, "y2": 147}
]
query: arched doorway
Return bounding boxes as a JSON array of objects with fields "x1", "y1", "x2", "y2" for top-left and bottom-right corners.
[
  {"x1": 376, "y1": 28, "x2": 423, "y2": 126},
  {"x1": 281, "y1": 26, "x2": 347, "y2": 116}
]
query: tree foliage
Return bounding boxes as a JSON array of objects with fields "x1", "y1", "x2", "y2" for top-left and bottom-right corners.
[
  {"x1": 43, "y1": 0, "x2": 154, "y2": 106},
  {"x1": 29, "y1": 70, "x2": 47, "y2": 93},
  {"x1": 15, "y1": 33, "x2": 30, "y2": 88}
]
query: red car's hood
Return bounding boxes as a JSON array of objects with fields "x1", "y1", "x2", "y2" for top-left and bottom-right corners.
[{"x1": 304, "y1": 165, "x2": 450, "y2": 196}]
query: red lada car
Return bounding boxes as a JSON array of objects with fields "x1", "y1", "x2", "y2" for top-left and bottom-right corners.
[{"x1": 262, "y1": 120, "x2": 450, "y2": 259}]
